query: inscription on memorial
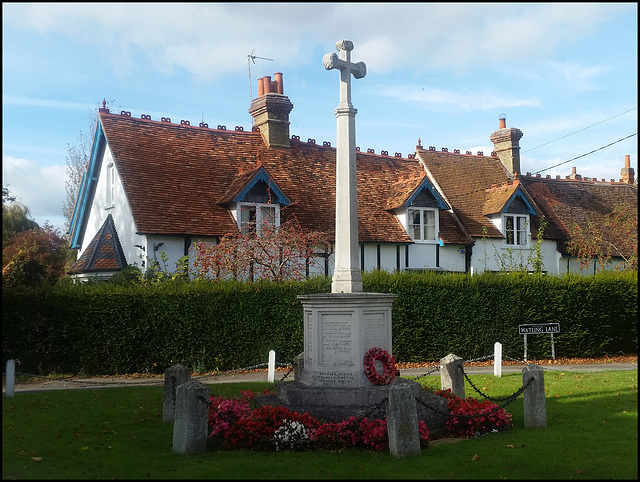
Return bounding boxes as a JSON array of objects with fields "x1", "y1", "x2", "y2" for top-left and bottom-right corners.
[
  {"x1": 321, "y1": 314, "x2": 352, "y2": 362},
  {"x1": 363, "y1": 311, "x2": 385, "y2": 349},
  {"x1": 317, "y1": 371, "x2": 355, "y2": 384}
]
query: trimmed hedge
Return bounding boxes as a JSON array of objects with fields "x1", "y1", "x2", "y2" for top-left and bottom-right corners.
[{"x1": 2, "y1": 271, "x2": 636, "y2": 376}]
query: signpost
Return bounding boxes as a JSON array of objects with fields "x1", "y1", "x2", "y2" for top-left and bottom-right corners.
[{"x1": 518, "y1": 323, "x2": 560, "y2": 361}]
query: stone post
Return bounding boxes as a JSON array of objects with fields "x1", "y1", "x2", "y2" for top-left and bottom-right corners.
[
  {"x1": 522, "y1": 363, "x2": 547, "y2": 428},
  {"x1": 172, "y1": 380, "x2": 211, "y2": 455},
  {"x1": 4, "y1": 359, "x2": 15, "y2": 398},
  {"x1": 387, "y1": 382, "x2": 422, "y2": 458},
  {"x1": 440, "y1": 353, "x2": 465, "y2": 399},
  {"x1": 163, "y1": 363, "x2": 191, "y2": 422}
]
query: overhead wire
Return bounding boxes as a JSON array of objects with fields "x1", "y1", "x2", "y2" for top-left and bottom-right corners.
[
  {"x1": 531, "y1": 133, "x2": 637, "y2": 175},
  {"x1": 523, "y1": 107, "x2": 637, "y2": 153}
]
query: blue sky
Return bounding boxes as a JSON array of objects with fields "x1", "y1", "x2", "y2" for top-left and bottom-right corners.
[{"x1": 2, "y1": 3, "x2": 637, "y2": 234}]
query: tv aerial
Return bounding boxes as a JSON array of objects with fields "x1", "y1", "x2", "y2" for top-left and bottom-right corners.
[{"x1": 247, "y1": 50, "x2": 274, "y2": 103}]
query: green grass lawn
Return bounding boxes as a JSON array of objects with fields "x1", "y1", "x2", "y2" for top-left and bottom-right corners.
[{"x1": 3, "y1": 370, "x2": 637, "y2": 480}]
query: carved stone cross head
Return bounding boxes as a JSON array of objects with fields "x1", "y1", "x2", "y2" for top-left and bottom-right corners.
[
  {"x1": 323, "y1": 40, "x2": 367, "y2": 79},
  {"x1": 323, "y1": 40, "x2": 366, "y2": 107}
]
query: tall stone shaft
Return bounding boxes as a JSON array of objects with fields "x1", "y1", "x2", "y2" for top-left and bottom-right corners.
[{"x1": 323, "y1": 39, "x2": 367, "y2": 293}]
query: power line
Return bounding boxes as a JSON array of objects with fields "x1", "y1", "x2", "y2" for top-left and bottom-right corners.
[
  {"x1": 523, "y1": 107, "x2": 637, "y2": 153},
  {"x1": 532, "y1": 133, "x2": 637, "y2": 175}
]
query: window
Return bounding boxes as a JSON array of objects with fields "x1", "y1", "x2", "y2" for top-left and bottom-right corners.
[
  {"x1": 106, "y1": 163, "x2": 115, "y2": 207},
  {"x1": 503, "y1": 214, "x2": 529, "y2": 246},
  {"x1": 408, "y1": 207, "x2": 438, "y2": 242},
  {"x1": 239, "y1": 203, "x2": 278, "y2": 236}
]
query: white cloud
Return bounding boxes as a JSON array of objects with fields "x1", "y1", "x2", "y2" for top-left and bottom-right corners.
[
  {"x1": 378, "y1": 84, "x2": 539, "y2": 111},
  {"x1": 2, "y1": 95, "x2": 95, "y2": 111},
  {"x1": 2, "y1": 155, "x2": 67, "y2": 231},
  {"x1": 3, "y1": 3, "x2": 630, "y2": 81}
]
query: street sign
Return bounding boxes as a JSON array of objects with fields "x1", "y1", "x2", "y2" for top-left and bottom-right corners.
[
  {"x1": 519, "y1": 323, "x2": 561, "y2": 361},
  {"x1": 518, "y1": 323, "x2": 560, "y2": 335}
]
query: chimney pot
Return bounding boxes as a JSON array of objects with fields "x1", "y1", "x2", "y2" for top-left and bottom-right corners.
[
  {"x1": 625, "y1": 154, "x2": 631, "y2": 168},
  {"x1": 257, "y1": 78, "x2": 264, "y2": 97},
  {"x1": 499, "y1": 117, "x2": 506, "y2": 129},
  {"x1": 274, "y1": 73, "x2": 283, "y2": 94},
  {"x1": 248, "y1": 73, "x2": 293, "y2": 149}
]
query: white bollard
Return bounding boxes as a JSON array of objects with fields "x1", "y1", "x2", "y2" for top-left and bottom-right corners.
[
  {"x1": 268, "y1": 350, "x2": 276, "y2": 383},
  {"x1": 494, "y1": 342, "x2": 502, "y2": 378},
  {"x1": 5, "y1": 359, "x2": 15, "y2": 397}
]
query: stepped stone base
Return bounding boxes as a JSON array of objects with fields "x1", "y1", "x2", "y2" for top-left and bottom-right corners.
[{"x1": 255, "y1": 379, "x2": 448, "y2": 435}]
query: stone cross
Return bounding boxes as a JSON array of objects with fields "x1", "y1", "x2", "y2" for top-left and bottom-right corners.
[{"x1": 323, "y1": 40, "x2": 367, "y2": 293}]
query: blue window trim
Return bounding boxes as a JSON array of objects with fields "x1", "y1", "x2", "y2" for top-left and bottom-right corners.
[
  {"x1": 502, "y1": 187, "x2": 538, "y2": 215},
  {"x1": 232, "y1": 166, "x2": 290, "y2": 205},
  {"x1": 405, "y1": 178, "x2": 448, "y2": 210}
]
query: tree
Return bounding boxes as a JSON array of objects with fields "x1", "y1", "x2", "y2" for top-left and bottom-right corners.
[
  {"x1": 192, "y1": 214, "x2": 332, "y2": 282},
  {"x1": 567, "y1": 202, "x2": 638, "y2": 271},
  {"x1": 2, "y1": 222, "x2": 69, "y2": 287},
  {"x1": 62, "y1": 114, "x2": 97, "y2": 232},
  {"x1": 2, "y1": 186, "x2": 39, "y2": 242}
]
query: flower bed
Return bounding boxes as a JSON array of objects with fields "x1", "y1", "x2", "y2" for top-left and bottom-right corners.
[
  {"x1": 207, "y1": 388, "x2": 512, "y2": 452},
  {"x1": 434, "y1": 388, "x2": 513, "y2": 438}
]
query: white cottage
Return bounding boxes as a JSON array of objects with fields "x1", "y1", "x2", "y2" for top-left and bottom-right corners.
[{"x1": 68, "y1": 73, "x2": 637, "y2": 280}]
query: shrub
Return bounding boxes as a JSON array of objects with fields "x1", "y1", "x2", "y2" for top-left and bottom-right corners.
[
  {"x1": 435, "y1": 388, "x2": 513, "y2": 438},
  {"x1": 207, "y1": 391, "x2": 431, "y2": 452}
]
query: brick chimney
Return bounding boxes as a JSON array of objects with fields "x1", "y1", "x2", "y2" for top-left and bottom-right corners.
[
  {"x1": 490, "y1": 115, "x2": 523, "y2": 178},
  {"x1": 568, "y1": 166, "x2": 582, "y2": 180},
  {"x1": 248, "y1": 73, "x2": 293, "y2": 149},
  {"x1": 621, "y1": 155, "x2": 635, "y2": 184}
]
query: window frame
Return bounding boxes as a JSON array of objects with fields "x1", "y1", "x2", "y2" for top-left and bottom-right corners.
[
  {"x1": 407, "y1": 206, "x2": 439, "y2": 243},
  {"x1": 238, "y1": 202, "x2": 280, "y2": 237},
  {"x1": 502, "y1": 213, "x2": 529, "y2": 247}
]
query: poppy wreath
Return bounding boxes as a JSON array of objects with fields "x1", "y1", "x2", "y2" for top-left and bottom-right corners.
[{"x1": 363, "y1": 347, "x2": 398, "y2": 386}]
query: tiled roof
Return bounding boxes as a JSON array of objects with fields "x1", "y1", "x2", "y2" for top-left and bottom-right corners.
[
  {"x1": 68, "y1": 214, "x2": 127, "y2": 274},
  {"x1": 520, "y1": 175, "x2": 638, "y2": 255},
  {"x1": 99, "y1": 111, "x2": 466, "y2": 244},
  {"x1": 416, "y1": 148, "x2": 512, "y2": 238}
]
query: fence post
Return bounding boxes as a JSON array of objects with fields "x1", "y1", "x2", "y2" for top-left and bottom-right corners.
[
  {"x1": 386, "y1": 382, "x2": 421, "y2": 458},
  {"x1": 4, "y1": 359, "x2": 15, "y2": 398},
  {"x1": 494, "y1": 342, "x2": 502, "y2": 378},
  {"x1": 440, "y1": 353, "x2": 465, "y2": 399},
  {"x1": 268, "y1": 350, "x2": 276, "y2": 383},
  {"x1": 522, "y1": 363, "x2": 547, "y2": 428},
  {"x1": 163, "y1": 363, "x2": 191, "y2": 422},
  {"x1": 172, "y1": 379, "x2": 210, "y2": 455}
]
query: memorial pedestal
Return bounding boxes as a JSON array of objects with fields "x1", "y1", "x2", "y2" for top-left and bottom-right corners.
[
  {"x1": 255, "y1": 292, "x2": 448, "y2": 433},
  {"x1": 298, "y1": 293, "x2": 397, "y2": 388}
]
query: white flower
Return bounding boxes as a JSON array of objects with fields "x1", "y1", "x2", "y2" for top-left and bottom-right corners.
[{"x1": 274, "y1": 420, "x2": 309, "y2": 451}]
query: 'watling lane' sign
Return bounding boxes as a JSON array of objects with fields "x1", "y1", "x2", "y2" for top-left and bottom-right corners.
[{"x1": 518, "y1": 323, "x2": 560, "y2": 335}]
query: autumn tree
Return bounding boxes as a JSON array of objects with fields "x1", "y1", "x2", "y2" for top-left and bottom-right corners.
[
  {"x1": 2, "y1": 186, "x2": 39, "y2": 242},
  {"x1": 567, "y1": 202, "x2": 638, "y2": 272},
  {"x1": 2, "y1": 222, "x2": 69, "y2": 287},
  {"x1": 192, "y1": 214, "x2": 332, "y2": 282}
]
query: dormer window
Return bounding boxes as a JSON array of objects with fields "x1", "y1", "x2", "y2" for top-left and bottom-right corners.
[
  {"x1": 408, "y1": 207, "x2": 438, "y2": 242},
  {"x1": 503, "y1": 214, "x2": 529, "y2": 247},
  {"x1": 239, "y1": 203, "x2": 279, "y2": 236}
]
